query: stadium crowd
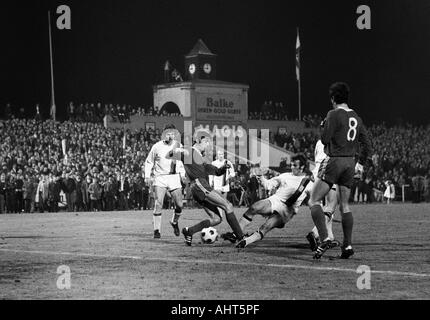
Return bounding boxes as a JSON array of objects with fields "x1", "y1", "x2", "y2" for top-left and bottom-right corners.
[
  {"x1": 248, "y1": 101, "x2": 289, "y2": 121},
  {"x1": 0, "y1": 107, "x2": 429, "y2": 214},
  {"x1": 273, "y1": 124, "x2": 430, "y2": 204},
  {"x1": 66, "y1": 102, "x2": 182, "y2": 124}
]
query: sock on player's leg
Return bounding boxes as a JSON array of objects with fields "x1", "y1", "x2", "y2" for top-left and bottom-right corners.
[
  {"x1": 153, "y1": 214, "x2": 162, "y2": 231},
  {"x1": 239, "y1": 214, "x2": 253, "y2": 231},
  {"x1": 172, "y1": 207, "x2": 182, "y2": 224},
  {"x1": 188, "y1": 219, "x2": 211, "y2": 235},
  {"x1": 245, "y1": 230, "x2": 264, "y2": 246},
  {"x1": 325, "y1": 212, "x2": 334, "y2": 240},
  {"x1": 310, "y1": 205, "x2": 329, "y2": 241},
  {"x1": 341, "y1": 212, "x2": 353, "y2": 247},
  {"x1": 226, "y1": 211, "x2": 244, "y2": 238},
  {"x1": 311, "y1": 226, "x2": 319, "y2": 238}
]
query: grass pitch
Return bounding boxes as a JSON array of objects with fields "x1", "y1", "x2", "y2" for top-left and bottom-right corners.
[{"x1": 0, "y1": 203, "x2": 429, "y2": 299}]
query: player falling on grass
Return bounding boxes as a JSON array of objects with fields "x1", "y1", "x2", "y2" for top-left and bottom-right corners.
[
  {"x1": 230, "y1": 154, "x2": 313, "y2": 248},
  {"x1": 306, "y1": 123, "x2": 340, "y2": 251},
  {"x1": 167, "y1": 133, "x2": 244, "y2": 246},
  {"x1": 144, "y1": 124, "x2": 185, "y2": 239},
  {"x1": 309, "y1": 82, "x2": 371, "y2": 260}
]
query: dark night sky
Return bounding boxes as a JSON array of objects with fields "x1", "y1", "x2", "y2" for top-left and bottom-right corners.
[{"x1": 1, "y1": 0, "x2": 430, "y2": 125}]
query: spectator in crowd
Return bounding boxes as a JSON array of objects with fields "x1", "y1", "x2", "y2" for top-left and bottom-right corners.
[
  {"x1": 0, "y1": 113, "x2": 428, "y2": 211},
  {"x1": 81, "y1": 176, "x2": 91, "y2": 211},
  {"x1": 103, "y1": 175, "x2": 115, "y2": 211},
  {"x1": 36, "y1": 174, "x2": 49, "y2": 213},
  {"x1": 88, "y1": 177, "x2": 102, "y2": 212},
  {"x1": 75, "y1": 175, "x2": 84, "y2": 211},
  {"x1": 384, "y1": 180, "x2": 396, "y2": 204},
  {"x1": 0, "y1": 173, "x2": 6, "y2": 213},
  {"x1": 23, "y1": 174, "x2": 34, "y2": 213},
  {"x1": 65, "y1": 172, "x2": 77, "y2": 212},
  {"x1": 424, "y1": 174, "x2": 430, "y2": 202},
  {"x1": 48, "y1": 175, "x2": 61, "y2": 212}
]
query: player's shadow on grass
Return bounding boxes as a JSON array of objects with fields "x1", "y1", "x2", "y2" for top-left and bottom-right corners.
[
  {"x1": 242, "y1": 238, "x2": 346, "y2": 262},
  {"x1": 113, "y1": 232, "x2": 188, "y2": 246},
  {"x1": 245, "y1": 238, "x2": 313, "y2": 257},
  {"x1": 354, "y1": 242, "x2": 427, "y2": 249},
  {"x1": 1, "y1": 235, "x2": 46, "y2": 240}
]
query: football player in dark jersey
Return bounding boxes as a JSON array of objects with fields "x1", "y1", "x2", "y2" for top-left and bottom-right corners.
[
  {"x1": 168, "y1": 134, "x2": 244, "y2": 246},
  {"x1": 309, "y1": 82, "x2": 371, "y2": 259}
]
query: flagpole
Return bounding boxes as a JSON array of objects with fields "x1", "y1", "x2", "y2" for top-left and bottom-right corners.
[
  {"x1": 48, "y1": 11, "x2": 56, "y2": 121},
  {"x1": 297, "y1": 27, "x2": 302, "y2": 121}
]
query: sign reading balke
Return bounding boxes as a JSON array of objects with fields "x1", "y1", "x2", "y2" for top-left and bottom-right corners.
[{"x1": 207, "y1": 98, "x2": 234, "y2": 108}]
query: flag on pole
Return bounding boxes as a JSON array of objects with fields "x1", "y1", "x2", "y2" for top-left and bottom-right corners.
[
  {"x1": 296, "y1": 30, "x2": 301, "y2": 81},
  {"x1": 48, "y1": 11, "x2": 56, "y2": 121},
  {"x1": 50, "y1": 99, "x2": 56, "y2": 121}
]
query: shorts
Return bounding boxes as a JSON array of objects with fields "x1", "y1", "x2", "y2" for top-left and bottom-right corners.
[
  {"x1": 153, "y1": 174, "x2": 182, "y2": 191},
  {"x1": 318, "y1": 156, "x2": 355, "y2": 188},
  {"x1": 313, "y1": 167, "x2": 337, "y2": 191},
  {"x1": 267, "y1": 195, "x2": 297, "y2": 227},
  {"x1": 190, "y1": 178, "x2": 213, "y2": 203}
]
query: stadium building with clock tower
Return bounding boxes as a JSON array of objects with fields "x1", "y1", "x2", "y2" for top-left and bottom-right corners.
[
  {"x1": 185, "y1": 39, "x2": 217, "y2": 81},
  {"x1": 153, "y1": 39, "x2": 249, "y2": 147}
]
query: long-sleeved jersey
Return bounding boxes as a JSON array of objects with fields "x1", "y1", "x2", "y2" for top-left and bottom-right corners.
[
  {"x1": 322, "y1": 105, "x2": 372, "y2": 161},
  {"x1": 260, "y1": 172, "x2": 313, "y2": 209},
  {"x1": 144, "y1": 140, "x2": 185, "y2": 178},
  {"x1": 168, "y1": 147, "x2": 227, "y2": 182}
]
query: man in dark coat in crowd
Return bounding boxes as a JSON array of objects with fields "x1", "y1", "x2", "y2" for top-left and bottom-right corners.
[
  {"x1": 75, "y1": 175, "x2": 83, "y2": 211},
  {"x1": 6, "y1": 175, "x2": 16, "y2": 213},
  {"x1": 118, "y1": 175, "x2": 130, "y2": 210},
  {"x1": 23, "y1": 174, "x2": 35, "y2": 213},
  {"x1": 15, "y1": 173, "x2": 24, "y2": 213},
  {"x1": 48, "y1": 176, "x2": 61, "y2": 212},
  {"x1": 103, "y1": 176, "x2": 115, "y2": 211},
  {"x1": 0, "y1": 173, "x2": 6, "y2": 213},
  {"x1": 81, "y1": 176, "x2": 91, "y2": 211},
  {"x1": 65, "y1": 173, "x2": 77, "y2": 212}
]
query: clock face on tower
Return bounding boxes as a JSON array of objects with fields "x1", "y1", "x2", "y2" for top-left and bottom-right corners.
[
  {"x1": 188, "y1": 64, "x2": 196, "y2": 75},
  {"x1": 203, "y1": 63, "x2": 212, "y2": 74}
]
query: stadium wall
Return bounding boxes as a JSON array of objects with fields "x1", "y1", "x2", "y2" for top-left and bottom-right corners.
[{"x1": 108, "y1": 115, "x2": 317, "y2": 135}]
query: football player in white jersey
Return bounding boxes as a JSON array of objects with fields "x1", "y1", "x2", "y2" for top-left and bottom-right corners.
[
  {"x1": 209, "y1": 150, "x2": 236, "y2": 199},
  {"x1": 144, "y1": 124, "x2": 185, "y2": 239},
  {"x1": 234, "y1": 154, "x2": 313, "y2": 248},
  {"x1": 306, "y1": 136, "x2": 340, "y2": 251}
]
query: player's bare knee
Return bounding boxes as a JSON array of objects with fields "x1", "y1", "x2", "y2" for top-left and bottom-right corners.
[
  {"x1": 210, "y1": 216, "x2": 222, "y2": 226},
  {"x1": 225, "y1": 202, "x2": 234, "y2": 214},
  {"x1": 248, "y1": 204, "x2": 259, "y2": 215},
  {"x1": 308, "y1": 198, "x2": 320, "y2": 208},
  {"x1": 340, "y1": 203, "x2": 350, "y2": 213},
  {"x1": 155, "y1": 199, "x2": 163, "y2": 208}
]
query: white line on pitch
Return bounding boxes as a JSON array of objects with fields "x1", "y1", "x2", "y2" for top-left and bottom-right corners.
[{"x1": 0, "y1": 248, "x2": 429, "y2": 278}]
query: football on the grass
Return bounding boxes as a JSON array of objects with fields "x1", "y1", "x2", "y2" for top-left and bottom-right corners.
[{"x1": 200, "y1": 227, "x2": 218, "y2": 244}]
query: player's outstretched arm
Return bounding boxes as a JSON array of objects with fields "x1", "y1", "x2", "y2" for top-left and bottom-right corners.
[
  {"x1": 258, "y1": 174, "x2": 280, "y2": 191},
  {"x1": 167, "y1": 147, "x2": 189, "y2": 160}
]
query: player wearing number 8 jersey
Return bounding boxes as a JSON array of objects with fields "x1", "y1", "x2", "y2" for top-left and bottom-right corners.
[{"x1": 309, "y1": 82, "x2": 371, "y2": 259}]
